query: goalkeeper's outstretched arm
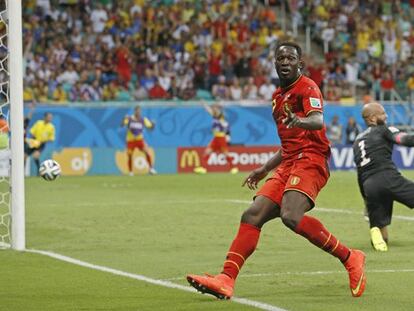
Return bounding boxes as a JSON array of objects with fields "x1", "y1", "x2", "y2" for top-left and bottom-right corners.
[{"x1": 394, "y1": 132, "x2": 414, "y2": 147}]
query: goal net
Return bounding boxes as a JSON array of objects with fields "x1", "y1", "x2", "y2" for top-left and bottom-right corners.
[
  {"x1": 0, "y1": 0, "x2": 10, "y2": 247},
  {"x1": 0, "y1": 0, "x2": 25, "y2": 250}
]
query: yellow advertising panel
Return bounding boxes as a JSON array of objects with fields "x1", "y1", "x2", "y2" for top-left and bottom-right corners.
[{"x1": 52, "y1": 148, "x2": 92, "y2": 176}]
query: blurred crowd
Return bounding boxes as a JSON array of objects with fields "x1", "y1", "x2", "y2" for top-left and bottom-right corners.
[
  {"x1": 289, "y1": 0, "x2": 414, "y2": 103},
  {"x1": 326, "y1": 115, "x2": 362, "y2": 145},
  {"x1": 22, "y1": 0, "x2": 286, "y2": 103},
  {"x1": 20, "y1": 0, "x2": 414, "y2": 104}
]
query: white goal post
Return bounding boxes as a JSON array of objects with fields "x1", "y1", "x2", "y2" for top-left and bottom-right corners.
[{"x1": 9, "y1": 0, "x2": 25, "y2": 250}]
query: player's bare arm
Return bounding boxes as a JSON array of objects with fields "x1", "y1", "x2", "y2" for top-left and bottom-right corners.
[
  {"x1": 242, "y1": 149, "x2": 282, "y2": 190},
  {"x1": 203, "y1": 102, "x2": 214, "y2": 115},
  {"x1": 283, "y1": 106, "x2": 323, "y2": 130}
]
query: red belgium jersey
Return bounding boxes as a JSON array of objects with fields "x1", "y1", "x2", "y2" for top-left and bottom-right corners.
[{"x1": 272, "y1": 75, "x2": 330, "y2": 160}]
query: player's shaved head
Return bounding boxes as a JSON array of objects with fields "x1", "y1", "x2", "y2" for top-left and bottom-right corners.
[{"x1": 362, "y1": 102, "x2": 387, "y2": 126}]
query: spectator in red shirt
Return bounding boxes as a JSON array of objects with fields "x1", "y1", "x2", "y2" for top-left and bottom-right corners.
[
  {"x1": 148, "y1": 79, "x2": 169, "y2": 99},
  {"x1": 208, "y1": 51, "x2": 222, "y2": 88},
  {"x1": 212, "y1": 16, "x2": 228, "y2": 39},
  {"x1": 380, "y1": 71, "x2": 395, "y2": 90},
  {"x1": 380, "y1": 71, "x2": 395, "y2": 100},
  {"x1": 307, "y1": 60, "x2": 326, "y2": 89},
  {"x1": 115, "y1": 43, "x2": 132, "y2": 87}
]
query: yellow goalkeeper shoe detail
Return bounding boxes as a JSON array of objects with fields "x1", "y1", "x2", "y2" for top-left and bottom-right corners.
[
  {"x1": 370, "y1": 227, "x2": 388, "y2": 252},
  {"x1": 194, "y1": 167, "x2": 207, "y2": 174},
  {"x1": 230, "y1": 167, "x2": 239, "y2": 174}
]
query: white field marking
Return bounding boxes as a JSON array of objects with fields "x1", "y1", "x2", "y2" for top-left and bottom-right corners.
[
  {"x1": 164, "y1": 269, "x2": 414, "y2": 281},
  {"x1": 41, "y1": 199, "x2": 233, "y2": 208},
  {"x1": 40, "y1": 199, "x2": 414, "y2": 222},
  {"x1": 0, "y1": 241, "x2": 10, "y2": 249},
  {"x1": 224, "y1": 200, "x2": 414, "y2": 222},
  {"x1": 25, "y1": 248, "x2": 287, "y2": 311}
]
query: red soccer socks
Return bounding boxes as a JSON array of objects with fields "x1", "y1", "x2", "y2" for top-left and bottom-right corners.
[
  {"x1": 186, "y1": 222, "x2": 260, "y2": 299},
  {"x1": 295, "y1": 215, "x2": 350, "y2": 262},
  {"x1": 221, "y1": 222, "x2": 261, "y2": 280}
]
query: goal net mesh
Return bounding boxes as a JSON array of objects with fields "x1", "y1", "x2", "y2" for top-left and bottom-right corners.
[{"x1": 0, "y1": 0, "x2": 11, "y2": 247}]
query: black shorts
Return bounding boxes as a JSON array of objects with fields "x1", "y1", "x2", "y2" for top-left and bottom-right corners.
[
  {"x1": 24, "y1": 142, "x2": 45, "y2": 156},
  {"x1": 362, "y1": 170, "x2": 414, "y2": 228}
]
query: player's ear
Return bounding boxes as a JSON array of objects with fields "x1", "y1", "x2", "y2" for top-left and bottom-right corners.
[{"x1": 298, "y1": 60, "x2": 305, "y2": 71}]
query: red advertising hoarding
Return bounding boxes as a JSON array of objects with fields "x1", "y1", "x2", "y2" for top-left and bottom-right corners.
[{"x1": 177, "y1": 146, "x2": 279, "y2": 173}]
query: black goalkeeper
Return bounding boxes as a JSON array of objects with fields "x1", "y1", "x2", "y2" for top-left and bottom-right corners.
[{"x1": 353, "y1": 102, "x2": 414, "y2": 252}]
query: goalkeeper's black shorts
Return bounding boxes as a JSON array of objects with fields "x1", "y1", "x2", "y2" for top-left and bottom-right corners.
[{"x1": 362, "y1": 169, "x2": 414, "y2": 228}]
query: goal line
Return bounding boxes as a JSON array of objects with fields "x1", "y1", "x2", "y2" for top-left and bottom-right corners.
[{"x1": 26, "y1": 248, "x2": 288, "y2": 311}]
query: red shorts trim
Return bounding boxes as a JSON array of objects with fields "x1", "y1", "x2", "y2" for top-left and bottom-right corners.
[
  {"x1": 208, "y1": 136, "x2": 228, "y2": 153},
  {"x1": 127, "y1": 140, "x2": 145, "y2": 152},
  {"x1": 256, "y1": 153, "x2": 329, "y2": 206}
]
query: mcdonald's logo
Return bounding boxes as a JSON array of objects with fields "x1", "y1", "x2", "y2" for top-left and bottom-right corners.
[{"x1": 180, "y1": 150, "x2": 200, "y2": 168}]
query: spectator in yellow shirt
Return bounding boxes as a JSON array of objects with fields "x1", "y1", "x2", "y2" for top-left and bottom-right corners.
[
  {"x1": 52, "y1": 84, "x2": 68, "y2": 103},
  {"x1": 407, "y1": 73, "x2": 414, "y2": 94},
  {"x1": 23, "y1": 84, "x2": 35, "y2": 102},
  {"x1": 25, "y1": 112, "x2": 55, "y2": 174}
]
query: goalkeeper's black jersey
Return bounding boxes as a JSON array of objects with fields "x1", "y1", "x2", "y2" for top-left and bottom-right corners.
[{"x1": 353, "y1": 125, "x2": 399, "y2": 183}]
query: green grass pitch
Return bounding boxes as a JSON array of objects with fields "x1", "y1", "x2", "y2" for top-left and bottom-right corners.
[{"x1": 1, "y1": 171, "x2": 414, "y2": 311}]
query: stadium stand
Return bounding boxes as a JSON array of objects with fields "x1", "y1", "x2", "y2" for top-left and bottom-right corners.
[
  {"x1": 288, "y1": 0, "x2": 414, "y2": 103},
  {"x1": 22, "y1": 0, "x2": 288, "y2": 103},
  {"x1": 22, "y1": 0, "x2": 414, "y2": 105}
]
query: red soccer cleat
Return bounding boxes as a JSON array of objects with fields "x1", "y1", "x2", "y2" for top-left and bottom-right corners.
[
  {"x1": 186, "y1": 273, "x2": 234, "y2": 300},
  {"x1": 344, "y1": 249, "x2": 367, "y2": 297}
]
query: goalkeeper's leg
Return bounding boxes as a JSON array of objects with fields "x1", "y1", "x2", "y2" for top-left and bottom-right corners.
[{"x1": 365, "y1": 185, "x2": 392, "y2": 251}]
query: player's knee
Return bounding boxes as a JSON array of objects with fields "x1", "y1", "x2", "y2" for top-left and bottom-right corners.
[
  {"x1": 241, "y1": 208, "x2": 257, "y2": 226},
  {"x1": 240, "y1": 205, "x2": 263, "y2": 227},
  {"x1": 280, "y1": 209, "x2": 299, "y2": 230}
]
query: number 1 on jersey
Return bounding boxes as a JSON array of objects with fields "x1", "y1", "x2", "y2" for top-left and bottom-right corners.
[{"x1": 358, "y1": 140, "x2": 371, "y2": 167}]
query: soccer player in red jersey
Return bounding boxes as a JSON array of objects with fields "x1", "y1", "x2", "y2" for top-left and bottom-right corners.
[
  {"x1": 194, "y1": 104, "x2": 238, "y2": 174},
  {"x1": 122, "y1": 106, "x2": 156, "y2": 175},
  {"x1": 187, "y1": 42, "x2": 366, "y2": 298}
]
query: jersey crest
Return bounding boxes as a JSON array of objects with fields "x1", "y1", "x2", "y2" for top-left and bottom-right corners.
[{"x1": 290, "y1": 176, "x2": 301, "y2": 185}]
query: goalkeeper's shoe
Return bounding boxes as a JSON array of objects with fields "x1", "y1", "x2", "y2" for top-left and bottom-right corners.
[
  {"x1": 344, "y1": 249, "x2": 366, "y2": 297},
  {"x1": 230, "y1": 167, "x2": 239, "y2": 174},
  {"x1": 370, "y1": 227, "x2": 388, "y2": 252},
  {"x1": 187, "y1": 273, "x2": 234, "y2": 300},
  {"x1": 194, "y1": 166, "x2": 207, "y2": 174}
]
